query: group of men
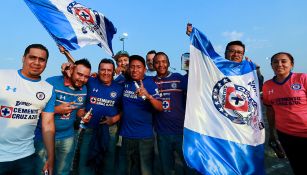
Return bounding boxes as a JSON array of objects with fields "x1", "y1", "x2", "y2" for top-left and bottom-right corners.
[{"x1": 0, "y1": 24, "x2": 264, "y2": 175}]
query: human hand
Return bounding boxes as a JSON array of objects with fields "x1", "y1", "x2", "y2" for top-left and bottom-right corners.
[
  {"x1": 43, "y1": 159, "x2": 54, "y2": 175},
  {"x1": 61, "y1": 62, "x2": 73, "y2": 78},
  {"x1": 55, "y1": 102, "x2": 77, "y2": 115},
  {"x1": 186, "y1": 23, "x2": 193, "y2": 36},
  {"x1": 135, "y1": 80, "x2": 151, "y2": 100}
]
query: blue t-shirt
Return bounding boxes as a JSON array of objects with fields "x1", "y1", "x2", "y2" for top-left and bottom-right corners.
[
  {"x1": 153, "y1": 72, "x2": 188, "y2": 135},
  {"x1": 85, "y1": 77, "x2": 123, "y2": 128},
  {"x1": 35, "y1": 76, "x2": 87, "y2": 140},
  {"x1": 120, "y1": 76, "x2": 160, "y2": 139}
]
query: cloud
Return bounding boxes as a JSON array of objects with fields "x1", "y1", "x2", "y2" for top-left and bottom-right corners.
[{"x1": 222, "y1": 31, "x2": 244, "y2": 41}]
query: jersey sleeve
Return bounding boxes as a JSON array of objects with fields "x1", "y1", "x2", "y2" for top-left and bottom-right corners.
[{"x1": 43, "y1": 87, "x2": 56, "y2": 112}]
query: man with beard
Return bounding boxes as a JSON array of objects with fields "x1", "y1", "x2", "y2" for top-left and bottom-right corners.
[{"x1": 34, "y1": 58, "x2": 91, "y2": 175}]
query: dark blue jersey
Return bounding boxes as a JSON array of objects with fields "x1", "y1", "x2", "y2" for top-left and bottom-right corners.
[
  {"x1": 153, "y1": 72, "x2": 188, "y2": 135},
  {"x1": 120, "y1": 76, "x2": 160, "y2": 139},
  {"x1": 86, "y1": 77, "x2": 123, "y2": 128}
]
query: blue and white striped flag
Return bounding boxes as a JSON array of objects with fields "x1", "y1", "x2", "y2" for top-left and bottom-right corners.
[
  {"x1": 24, "y1": 0, "x2": 117, "y2": 55},
  {"x1": 183, "y1": 28, "x2": 265, "y2": 175}
]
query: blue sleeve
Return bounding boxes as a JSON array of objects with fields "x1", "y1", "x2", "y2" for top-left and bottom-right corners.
[
  {"x1": 147, "y1": 79, "x2": 160, "y2": 98},
  {"x1": 43, "y1": 87, "x2": 56, "y2": 112}
]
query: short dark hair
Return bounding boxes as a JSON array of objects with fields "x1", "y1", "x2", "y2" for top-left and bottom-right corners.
[
  {"x1": 270, "y1": 52, "x2": 294, "y2": 65},
  {"x1": 24, "y1": 44, "x2": 49, "y2": 59},
  {"x1": 146, "y1": 50, "x2": 156, "y2": 55},
  {"x1": 98, "y1": 58, "x2": 115, "y2": 71},
  {"x1": 129, "y1": 55, "x2": 146, "y2": 67},
  {"x1": 74, "y1": 58, "x2": 91, "y2": 70},
  {"x1": 225, "y1": 40, "x2": 245, "y2": 54},
  {"x1": 153, "y1": 52, "x2": 170, "y2": 66}
]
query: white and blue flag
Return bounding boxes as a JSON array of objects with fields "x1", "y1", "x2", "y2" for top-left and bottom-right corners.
[
  {"x1": 24, "y1": 0, "x2": 117, "y2": 55},
  {"x1": 183, "y1": 28, "x2": 265, "y2": 175}
]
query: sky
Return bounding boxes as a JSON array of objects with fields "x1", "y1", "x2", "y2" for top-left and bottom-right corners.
[{"x1": 1, "y1": 0, "x2": 306, "y2": 80}]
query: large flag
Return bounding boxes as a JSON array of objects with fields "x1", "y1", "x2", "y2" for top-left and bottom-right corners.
[
  {"x1": 183, "y1": 28, "x2": 265, "y2": 175},
  {"x1": 24, "y1": 0, "x2": 117, "y2": 55}
]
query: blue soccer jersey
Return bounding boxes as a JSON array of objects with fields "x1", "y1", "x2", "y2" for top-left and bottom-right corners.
[
  {"x1": 85, "y1": 77, "x2": 123, "y2": 128},
  {"x1": 120, "y1": 76, "x2": 160, "y2": 139},
  {"x1": 153, "y1": 72, "x2": 188, "y2": 135},
  {"x1": 35, "y1": 76, "x2": 87, "y2": 140}
]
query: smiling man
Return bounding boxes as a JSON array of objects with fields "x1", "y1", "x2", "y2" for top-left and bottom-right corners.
[
  {"x1": 0, "y1": 44, "x2": 55, "y2": 175},
  {"x1": 119, "y1": 55, "x2": 162, "y2": 175},
  {"x1": 34, "y1": 58, "x2": 91, "y2": 175},
  {"x1": 78, "y1": 58, "x2": 123, "y2": 175},
  {"x1": 152, "y1": 52, "x2": 193, "y2": 175}
]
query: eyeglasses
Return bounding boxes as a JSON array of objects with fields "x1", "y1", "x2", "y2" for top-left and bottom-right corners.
[{"x1": 227, "y1": 49, "x2": 244, "y2": 55}]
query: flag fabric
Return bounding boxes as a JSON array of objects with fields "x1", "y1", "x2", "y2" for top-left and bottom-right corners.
[
  {"x1": 24, "y1": 0, "x2": 117, "y2": 55},
  {"x1": 183, "y1": 28, "x2": 265, "y2": 175}
]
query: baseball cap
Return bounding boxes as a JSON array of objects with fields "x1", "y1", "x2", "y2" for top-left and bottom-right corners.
[{"x1": 113, "y1": 50, "x2": 129, "y2": 61}]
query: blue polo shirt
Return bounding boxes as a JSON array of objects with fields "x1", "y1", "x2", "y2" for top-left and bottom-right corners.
[
  {"x1": 85, "y1": 77, "x2": 123, "y2": 128},
  {"x1": 35, "y1": 76, "x2": 87, "y2": 140},
  {"x1": 120, "y1": 76, "x2": 160, "y2": 139}
]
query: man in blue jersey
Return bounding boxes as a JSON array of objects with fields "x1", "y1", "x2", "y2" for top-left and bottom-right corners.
[
  {"x1": 119, "y1": 55, "x2": 163, "y2": 175},
  {"x1": 152, "y1": 52, "x2": 193, "y2": 175},
  {"x1": 78, "y1": 58, "x2": 123, "y2": 175},
  {"x1": 0, "y1": 44, "x2": 55, "y2": 175},
  {"x1": 113, "y1": 50, "x2": 130, "y2": 84},
  {"x1": 34, "y1": 58, "x2": 91, "y2": 175}
]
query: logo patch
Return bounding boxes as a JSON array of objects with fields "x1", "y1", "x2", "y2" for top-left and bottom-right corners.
[
  {"x1": 291, "y1": 83, "x2": 301, "y2": 90},
  {"x1": 90, "y1": 97, "x2": 97, "y2": 104},
  {"x1": 162, "y1": 100, "x2": 171, "y2": 110},
  {"x1": 212, "y1": 77, "x2": 264, "y2": 130},
  {"x1": 77, "y1": 96, "x2": 84, "y2": 103},
  {"x1": 171, "y1": 82, "x2": 177, "y2": 89},
  {"x1": 36, "y1": 92, "x2": 45, "y2": 100},
  {"x1": 0, "y1": 106, "x2": 13, "y2": 118},
  {"x1": 110, "y1": 91, "x2": 117, "y2": 98}
]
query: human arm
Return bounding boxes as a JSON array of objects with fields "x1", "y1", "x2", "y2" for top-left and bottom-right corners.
[
  {"x1": 266, "y1": 106, "x2": 276, "y2": 141},
  {"x1": 41, "y1": 112, "x2": 55, "y2": 175},
  {"x1": 136, "y1": 80, "x2": 163, "y2": 112},
  {"x1": 58, "y1": 45, "x2": 75, "y2": 63}
]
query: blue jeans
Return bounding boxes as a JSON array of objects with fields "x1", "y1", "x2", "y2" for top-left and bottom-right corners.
[
  {"x1": 0, "y1": 154, "x2": 35, "y2": 175},
  {"x1": 119, "y1": 137, "x2": 154, "y2": 175},
  {"x1": 157, "y1": 134, "x2": 192, "y2": 175},
  {"x1": 35, "y1": 136, "x2": 75, "y2": 175}
]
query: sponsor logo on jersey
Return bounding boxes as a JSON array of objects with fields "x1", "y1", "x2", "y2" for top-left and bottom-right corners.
[
  {"x1": 15, "y1": 101, "x2": 32, "y2": 107},
  {"x1": 36, "y1": 92, "x2": 46, "y2": 100},
  {"x1": 0, "y1": 106, "x2": 13, "y2": 118},
  {"x1": 162, "y1": 100, "x2": 171, "y2": 111}
]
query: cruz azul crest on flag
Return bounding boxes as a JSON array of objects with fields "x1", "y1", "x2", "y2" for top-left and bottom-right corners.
[
  {"x1": 24, "y1": 0, "x2": 117, "y2": 55},
  {"x1": 212, "y1": 77, "x2": 263, "y2": 130},
  {"x1": 183, "y1": 27, "x2": 265, "y2": 175},
  {"x1": 67, "y1": 2, "x2": 104, "y2": 35}
]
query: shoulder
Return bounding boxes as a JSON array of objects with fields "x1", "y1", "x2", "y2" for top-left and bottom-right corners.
[{"x1": 46, "y1": 75, "x2": 63, "y2": 84}]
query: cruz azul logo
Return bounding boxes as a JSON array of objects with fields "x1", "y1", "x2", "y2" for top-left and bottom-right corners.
[
  {"x1": 67, "y1": 2, "x2": 104, "y2": 35},
  {"x1": 212, "y1": 77, "x2": 264, "y2": 130}
]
